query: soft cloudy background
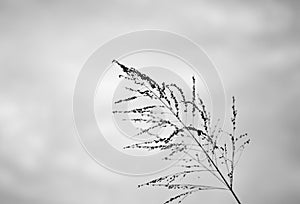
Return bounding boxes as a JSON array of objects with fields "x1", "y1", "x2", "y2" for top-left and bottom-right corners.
[{"x1": 0, "y1": 0, "x2": 299, "y2": 203}]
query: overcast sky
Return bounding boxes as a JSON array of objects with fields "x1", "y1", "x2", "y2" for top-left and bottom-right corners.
[{"x1": 0, "y1": 0, "x2": 300, "y2": 204}]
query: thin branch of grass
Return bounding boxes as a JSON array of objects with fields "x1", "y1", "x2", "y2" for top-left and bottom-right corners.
[{"x1": 112, "y1": 60, "x2": 250, "y2": 204}]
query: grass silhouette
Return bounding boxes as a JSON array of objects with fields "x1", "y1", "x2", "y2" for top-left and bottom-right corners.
[{"x1": 112, "y1": 60, "x2": 250, "y2": 204}]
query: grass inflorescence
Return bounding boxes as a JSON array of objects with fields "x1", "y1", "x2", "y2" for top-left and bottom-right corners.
[{"x1": 112, "y1": 60, "x2": 250, "y2": 204}]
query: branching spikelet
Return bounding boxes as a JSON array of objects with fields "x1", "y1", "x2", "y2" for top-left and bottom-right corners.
[{"x1": 112, "y1": 60, "x2": 250, "y2": 204}]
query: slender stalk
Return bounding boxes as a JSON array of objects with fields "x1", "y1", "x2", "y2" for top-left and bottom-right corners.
[{"x1": 231, "y1": 96, "x2": 237, "y2": 189}]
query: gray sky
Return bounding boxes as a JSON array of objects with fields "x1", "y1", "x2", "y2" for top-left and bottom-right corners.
[{"x1": 0, "y1": 0, "x2": 300, "y2": 204}]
